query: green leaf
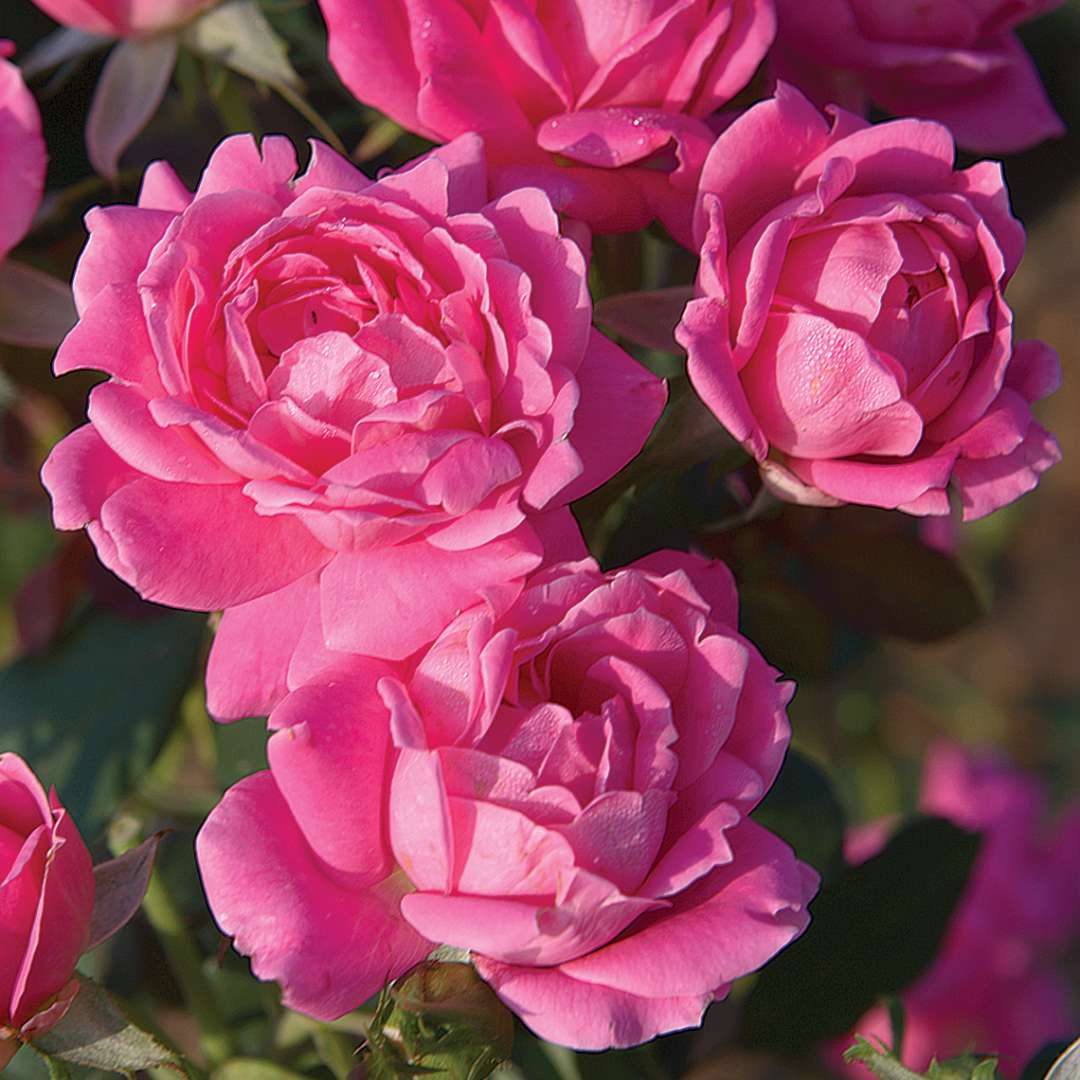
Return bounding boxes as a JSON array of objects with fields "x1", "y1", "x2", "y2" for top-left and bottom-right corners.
[
  {"x1": 799, "y1": 526, "x2": 984, "y2": 643},
  {"x1": 312, "y1": 1028, "x2": 356, "y2": 1080},
  {"x1": 0, "y1": 606, "x2": 206, "y2": 837},
  {"x1": 34, "y1": 977, "x2": 177, "y2": 1074},
  {"x1": 741, "y1": 817, "x2": 981, "y2": 1052},
  {"x1": 751, "y1": 749, "x2": 847, "y2": 881},
  {"x1": 510, "y1": 1036, "x2": 580, "y2": 1080},
  {"x1": 182, "y1": 0, "x2": 301, "y2": 91},
  {"x1": 737, "y1": 582, "x2": 837, "y2": 681},
  {"x1": 213, "y1": 714, "x2": 269, "y2": 791}
]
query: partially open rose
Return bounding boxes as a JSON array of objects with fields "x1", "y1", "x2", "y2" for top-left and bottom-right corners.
[
  {"x1": 0, "y1": 755, "x2": 94, "y2": 1067},
  {"x1": 676, "y1": 85, "x2": 1061, "y2": 519},
  {"x1": 318, "y1": 0, "x2": 776, "y2": 236},
  {"x1": 43, "y1": 134, "x2": 665, "y2": 668},
  {"x1": 198, "y1": 552, "x2": 817, "y2": 1050}
]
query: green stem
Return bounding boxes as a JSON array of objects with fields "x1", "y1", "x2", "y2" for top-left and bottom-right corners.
[
  {"x1": 138, "y1": 871, "x2": 233, "y2": 1068},
  {"x1": 34, "y1": 1049, "x2": 71, "y2": 1080},
  {"x1": 272, "y1": 81, "x2": 348, "y2": 155}
]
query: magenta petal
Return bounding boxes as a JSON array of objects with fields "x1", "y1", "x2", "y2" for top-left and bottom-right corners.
[
  {"x1": 787, "y1": 449, "x2": 958, "y2": 512},
  {"x1": 0, "y1": 57, "x2": 45, "y2": 264},
  {"x1": 206, "y1": 573, "x2": 321, "y2": 721},
  {"x1": 197, "y1": 772, "x2": 428, "y2": 1021},
  {"x1": 481, "y1": 186, "x2": 591, "y2": 373},
  {"x1": 559, "y1": 330, "x2": 666, "y2": 504},
  {"x1": 740, "y1": 312, "x2": 924, "y2": 459},
  {"x1": 474, "y1": 956, "x2": 714, "y2": 1051},
  {"x1": 137, "y1": 160, "x2": 192, "y2": 212},
  {"x1": 696, "y1": 84, "x2": 834, "y2": 245},
  {"x1": 71, "y1": 206, "x2": 176, "y2": 315},
  {"x1": 268, "y1": 663, "x2": 395, "y2": 883},
  {"x1": 97, "y1": 478, "x2": 331, "y2": 610},
  {"x1": 559, "y1": 820, "x2": 816, "y2": 998},
  {"x1": 12, "y1": 802, "x2": 94, "y2": 1027},
  {"x1": 1006, "y1": 339, "x2": 1061, "y2": 404},
  {"x1": 890, "y1": 37, "x2": 1065, "y2": 155},
  {"x1": 54, "y1": 284, "x2": 165, "y2": 393},
  {"x1": 680, "y1": 298, "x2": 769, "y2": 462},
  {"x1": 194, "y1": 134, "x2": 298, "y2": 203},
  {"x1": 953, "y1": 422, "x2": 1061, "y2": 522},
  {"x1": 319, "y1": 528, "x2": 543, "y2": 660},
  {"x1": 41, "y1": 424, "x2": 138, "y2": 532},
  {"x1": 88, "y1": 383, "x2": 235, "y2": 485},
  {"x1": 320, "y1": 0, "x2": 426, "y2": 136}
]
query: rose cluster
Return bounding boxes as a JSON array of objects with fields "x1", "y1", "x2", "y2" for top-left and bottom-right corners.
[{"x1": 4, "y1": 0, "x2": 1065, "y2": 1059}]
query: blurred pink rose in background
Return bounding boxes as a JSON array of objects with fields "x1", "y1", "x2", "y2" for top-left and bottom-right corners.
[
  {"x1": 676, "y1": 84, "x2": 1061, "y2": 519},
  {"x1": 42, "y1": 133, "x2": 665, "y2": 670},
  {"x1": 198, "y1": 552, "x2": 818, "y2": 1050},
  {"x1": 0, "y1": 43, "x2": 45, "y2": 267},
  {"x1": 28, "y1": 0, "x2": 215, "y2": 37},
  {"x1": 318, "y1": 0, "x2": 776, "y2": 237},
  {"x1": 0, "y1": 754, "x2": 94, "y2": 1067},
  {"x1": 834, "y1": 741, "x2": 1080, "y2": 1077},
  {"x1": 770, "y1": 0, "x2": 1064, "y2": 154}
]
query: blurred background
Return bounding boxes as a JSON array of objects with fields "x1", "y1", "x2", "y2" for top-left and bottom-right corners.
[{"x1": 1, "y1": 1, "x2": 1078, "y2": 1078}]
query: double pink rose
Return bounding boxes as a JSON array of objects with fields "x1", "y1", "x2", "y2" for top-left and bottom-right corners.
[
  {"x1": 771, "y1": 0, "x2": 1064, "y2": 154},
  {"x1": 0, "y1": 44, "x2": 45, "y2": 270},
  {"x1": 197, "y1": 552, "x2": 817, "y2": 1050},
  {"x1": 837, "y1": 742, "x2": 1080, "y2": 1078},
  {"x1": 318, "y1": 0, "x2": 776, "y2": 236},
  {"x1": 42, "y1": 134, "x2": 665, "y2": 668},
  {"x1": 0, "y1": 755, "x2": 94, "y2": 1066},
  {"x1": 28, "y1": 0, "x2": 215, "y2": 37},
  {"x1": 676, "y1": 85, "x2": 1061, "y2": 519}
]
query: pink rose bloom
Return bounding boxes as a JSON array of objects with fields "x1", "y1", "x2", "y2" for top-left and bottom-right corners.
[
  {"x1": 675, "y1": 85, "x2": 1061, "y2": 519},
  {"x1": 0, "y1": 44, "x2": 46, "y2": 267},
  {"x1": 42, "y1": 134, "x2": 665, "y2": 667},
  {"x1": 317, "y1": 0, "x2": 776, "y2": 236},
  {"x1": 28, "y1": 0, "x2": 215, "y2": 37},
  {"x1": 197, "y1": 552, "x2": 818, "y2": 1050},
  {"x1": 833, "y1": 741, "x2": 1080, "y2": 1078},
  {"x1": 770, "y1": 0, "x2": 1064, "y2": 155},
  {"x1": 0, "y1": 754, "x2": 94, "y2": 1067}
]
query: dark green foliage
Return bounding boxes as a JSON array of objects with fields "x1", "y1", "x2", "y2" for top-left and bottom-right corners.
[
  {"x1": 0, "y1": 606, "x2": 206, "y2": 837},
  {"x1": 741, "y1": 818, "x2": 981, "y2": 1052}
]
